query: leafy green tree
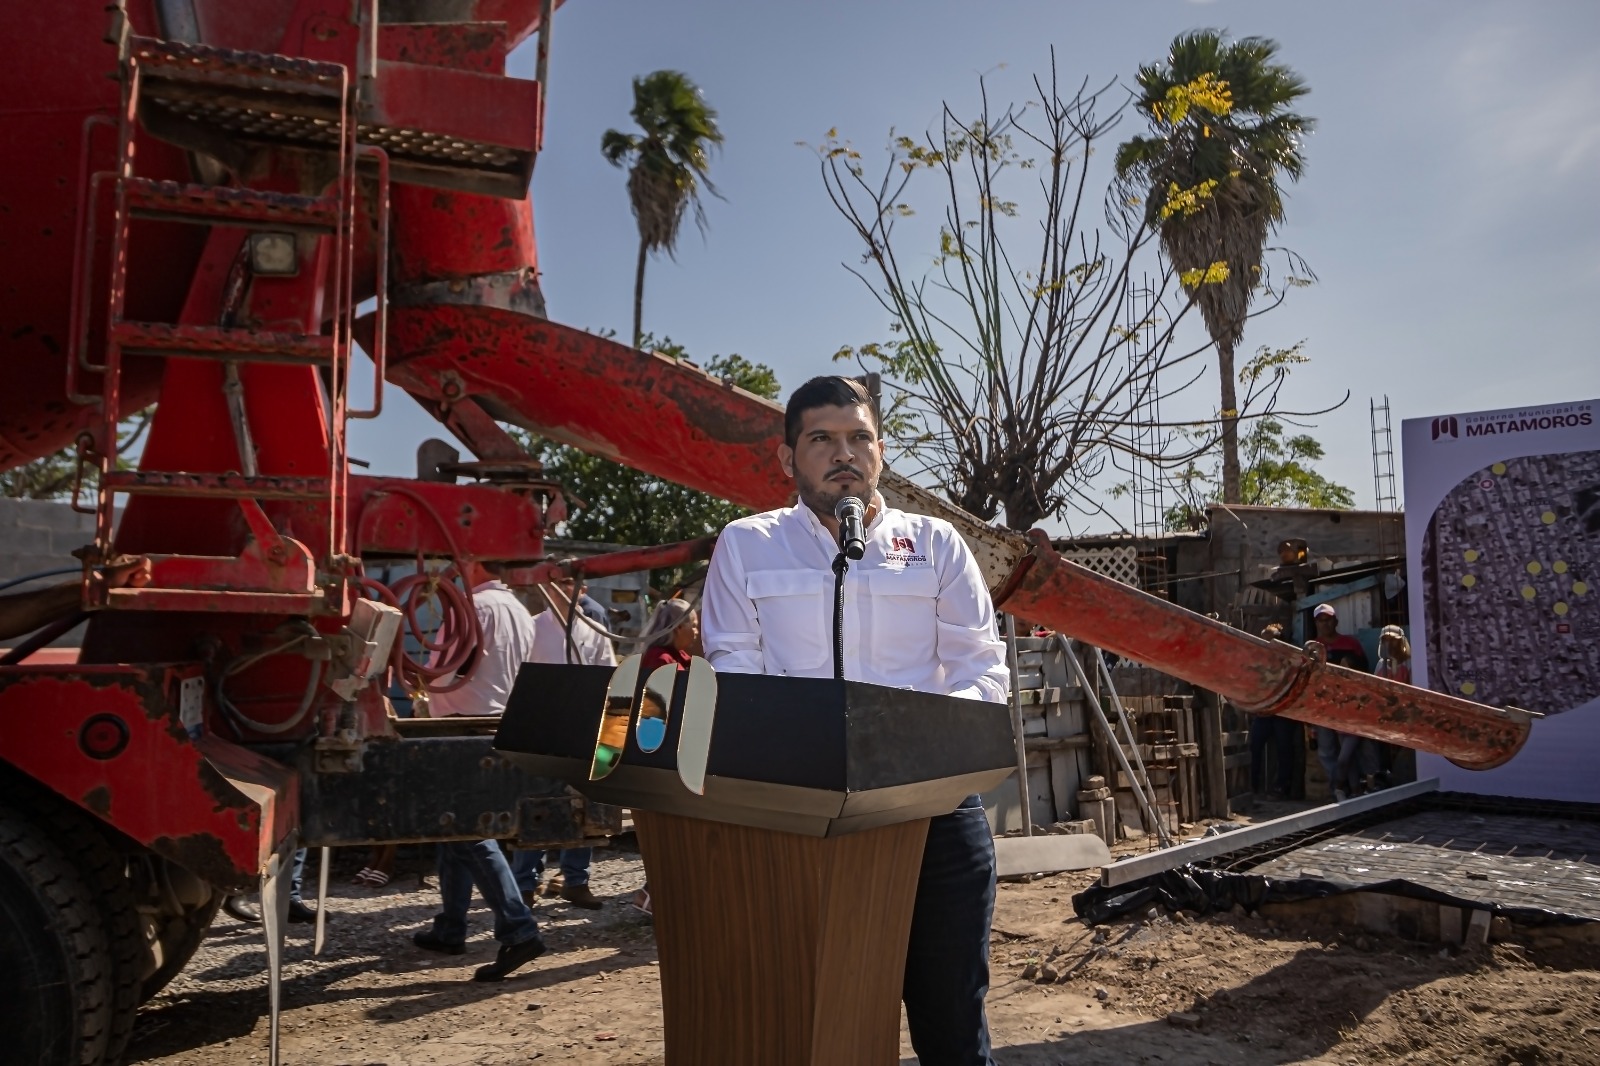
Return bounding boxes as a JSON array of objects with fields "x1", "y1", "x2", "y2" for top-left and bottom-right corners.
[
  {"x1": 1159, "y1": 417, "x2": 1354, "y2": 530},
  {"x1": 1, "y1": 410, "x2": 152, "y2": 499},
  {"x1": 1115, "y1": 31, "x2": 1314, "y2": 504},
  {"x1": 601, "y1": 71, "x2": 724, "y2": 348},
  {"x1": 1113, "y1": 342, "x2": 1350, "y2": 529},
  {"x1": 514, "y1": 336, "x2": 778, "y2": 591}
]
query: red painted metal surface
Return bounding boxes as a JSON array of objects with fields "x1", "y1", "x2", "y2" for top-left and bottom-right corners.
[
  {"x1": 379, "y1": 10, "x2": 543, "y2": 313},
  {"x1": 0, "y1": 0, "x2": 1536, "y2": 932},
  {"x1": 0, "y1": 664, "x2": 295, "y2": 890},
  {"x1": 123, "y1": 179, "x2": 340, "y2": 230},
  {"x1": 391, "y1": 192, "x2": 541, "y2": 288},
  {"x1": 352, "y1": 475, "x2": 547, "y2": 560},
  {"x1": 570, "y1": 536, "x2": 719, "y2": 580},
  {"x1": 102, "y1": 496, "x2": 328, "y2": 614},
  {"x1": 998, "y1": 532, "x2": 1535, "y2": 770},
  {"x1": 502, "y1": 536, "x2": 719, "y2": 588},
  {"x1": 381, "y1": 22, "x2": 508, "y2": 74},
  {"x1": 0, "y1": 2, "x2": 204, "y2": 471},
  {"x1": 367, "y1": 58, "x2": 540, "y2": 193},
  {"x1": 473, "y1": 0, "x2": 566, "y2": 48},
  {"x1": 0, "y1": 0, "x2": 575, "y2": 907},
  {"x1": 386, "y1": 306, "x2": 794, "y2": 509}
]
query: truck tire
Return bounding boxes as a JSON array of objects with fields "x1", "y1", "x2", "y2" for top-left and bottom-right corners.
[
  {"x1": 26, "y1": 800, "x2": 145, "y2": 1065},
  {"x1": 0, "y1": 802, "x2": 115, "y2": 1066}
]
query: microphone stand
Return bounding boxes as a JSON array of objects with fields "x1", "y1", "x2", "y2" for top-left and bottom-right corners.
[
  {"x1": 831, "y1": 495, "x2": 866, "y2": 680},
  {"x1": 831, "y1": 551, "x2": 849, "y2": 681}
]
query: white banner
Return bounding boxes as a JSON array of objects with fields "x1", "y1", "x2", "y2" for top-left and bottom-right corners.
[{"x1": 1402, "y1": 399, "x2": 1599, "y2": 801}]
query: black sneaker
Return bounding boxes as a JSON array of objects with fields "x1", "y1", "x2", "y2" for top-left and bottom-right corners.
[
  {"x1": 287, "y1": 900, "x2": 319, "y2": 924},
  {"x1": 412, "y1": 929, "x2": 466, "y2": 955},
  {"x1": 472, "y1": 936, "x2": 546, "y2": 982}
]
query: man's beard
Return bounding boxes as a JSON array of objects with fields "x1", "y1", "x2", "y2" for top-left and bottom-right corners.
[{"x1": 796, "y1": 464, "x2": 876, "y2": 517}]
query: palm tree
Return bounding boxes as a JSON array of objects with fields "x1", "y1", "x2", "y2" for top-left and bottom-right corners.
[
  {"x1": 601, "y1": 70, "x2": 724, "y2": 349},
  {"x1": 1116, "y1": 31, "x2": 1312, "y2": 503}
]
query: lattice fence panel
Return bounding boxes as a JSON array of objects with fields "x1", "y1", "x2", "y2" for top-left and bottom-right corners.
[{"x1": 1060, "y1": 546, "x2": 1139, "y2": 586}]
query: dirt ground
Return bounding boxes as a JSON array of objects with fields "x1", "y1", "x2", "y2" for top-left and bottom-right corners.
[{"x1": 126, "y1": 834, "x2": 1600, "y2": 1066}]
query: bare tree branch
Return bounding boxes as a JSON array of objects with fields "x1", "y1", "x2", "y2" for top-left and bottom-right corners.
[{"x1": 811, "y1": 54, "x2": 1319, "y2": 529}]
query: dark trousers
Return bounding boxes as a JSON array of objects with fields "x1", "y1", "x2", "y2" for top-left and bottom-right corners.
[
  {"x1": 1248, "y1": 716, "x2": 1297, "y2": 796},
  {"x1": 903, "y1": 797, "x2": 996, "y2": 1066}
]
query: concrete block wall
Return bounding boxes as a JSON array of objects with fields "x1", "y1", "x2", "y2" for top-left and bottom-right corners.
[
  {"x1": 0, "y1": 498, "x2": 100, "y2": 646},
  {"x1": 982, "y1": 636, "x2": 1090, "y2": 834}
]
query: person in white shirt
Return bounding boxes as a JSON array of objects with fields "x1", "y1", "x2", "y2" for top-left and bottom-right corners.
[
  {"x1": 701, "y1": 375, "x2": 1007, "y2": 1066},
  {"x1": 413, "y1": 561, "x2": 547, "y2": 981},
  {"x1": 514, "y1": 564, "x2": 617, "y2": 910},
  {"x1": 427, "y1": 564, "x2": 538, "y2": 717},
  {"x1": 528, "y1": 567, "x2": 617, "y2": 672}
]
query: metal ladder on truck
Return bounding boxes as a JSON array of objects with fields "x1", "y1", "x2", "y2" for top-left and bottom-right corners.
[{"x1": 67, "y1": 32, "x2": 390, "y2": 615}]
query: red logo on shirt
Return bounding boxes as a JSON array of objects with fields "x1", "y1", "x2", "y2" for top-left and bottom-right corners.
[{"x1": 890, "y1": 536, "x2": 916, "y2": 553}]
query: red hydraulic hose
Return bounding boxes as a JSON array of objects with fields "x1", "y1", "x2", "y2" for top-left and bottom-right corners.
[{"x1": 355, "y1": 485, "x2": 484, "y2": 694}]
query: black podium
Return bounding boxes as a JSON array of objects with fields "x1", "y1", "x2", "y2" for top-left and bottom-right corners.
[{"x1": 495, "y1": 661, "x2": 1016, "y2": 1066}]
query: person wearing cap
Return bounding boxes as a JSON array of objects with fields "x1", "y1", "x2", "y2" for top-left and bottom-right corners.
[
  {"x1": 1310, "y1": 603, "x2": 1369, "y2": 669},
  {"x1": 1309, "y1": 603, "x2": 1370, "y2": 800}
]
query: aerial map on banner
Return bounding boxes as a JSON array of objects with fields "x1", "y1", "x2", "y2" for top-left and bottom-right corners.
[{"x1": 1402, "y1": 399, "x2": 1599, "y2": 801}]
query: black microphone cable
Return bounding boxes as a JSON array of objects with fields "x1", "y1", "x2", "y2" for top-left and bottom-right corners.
[{"x1": 832, "y1": 551, "x2": 848, "y2": 680}]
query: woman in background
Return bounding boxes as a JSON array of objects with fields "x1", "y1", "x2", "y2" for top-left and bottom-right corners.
[
  {"x1": 1368, "y1": 625, "x2": 1414, "y2": 790},
  {"x1": 640, "y1": 597, "x2": 700, "y2": 673},
  {"x1": 1375, "y1": 625, "x2": 1411, "y2": 685}
]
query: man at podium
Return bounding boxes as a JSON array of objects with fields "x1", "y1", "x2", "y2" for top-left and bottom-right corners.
[{"x1": 702, "y1": 375, "x2": 1010, "y2": 1066}]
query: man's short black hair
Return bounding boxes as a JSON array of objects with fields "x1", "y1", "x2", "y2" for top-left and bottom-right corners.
[{"x1": 784, "y1": 375, "x2": 878, "y2": 448}]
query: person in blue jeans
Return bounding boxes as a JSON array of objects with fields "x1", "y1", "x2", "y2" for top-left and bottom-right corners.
[
  {"x1": 512, "y1": 847, "x2": 603, "y2": 909},
  {"x1": 416, "y1": 839, "x2": 546, "y2": 981},
  {"x1": 411, "y1": 560, "x2": 547, "y2": 981}
]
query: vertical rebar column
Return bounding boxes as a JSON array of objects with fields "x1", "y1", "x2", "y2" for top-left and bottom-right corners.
[{"x1": 1004, "y1": 614, "x2": 1033, "y2": 836}]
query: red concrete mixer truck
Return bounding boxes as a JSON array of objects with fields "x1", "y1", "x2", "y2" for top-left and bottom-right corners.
[{"x1": 0, "y1": 3, "x2": 1533, "y2": 1063}]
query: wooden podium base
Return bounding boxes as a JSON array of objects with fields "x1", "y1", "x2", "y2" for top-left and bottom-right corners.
[{"x1": 635, "y1": 810, "x2": 930, "y2": 1066}]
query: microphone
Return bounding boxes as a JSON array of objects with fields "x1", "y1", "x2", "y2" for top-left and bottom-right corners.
[{"x1": 835, "y1": 495, "x2": 866, "y2": 561}]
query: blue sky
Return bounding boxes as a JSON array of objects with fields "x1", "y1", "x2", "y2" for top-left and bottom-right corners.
[{"x1": 351, "y1": 0, "x2": 1600, "y2": 532}]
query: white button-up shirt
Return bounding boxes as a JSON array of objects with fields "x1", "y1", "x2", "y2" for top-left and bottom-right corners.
[
  {"x1": 529, "y1": 605, "x2": 617, "y2": 667},
  {"x1": 429, "y1": 580, "x2": 536, "y2": 717},
  {"x1": 702, "y1": 498, "x2": 1009, "y2": 702}
]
